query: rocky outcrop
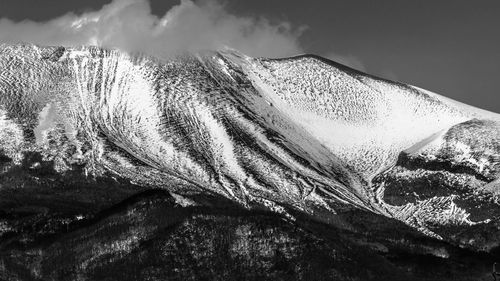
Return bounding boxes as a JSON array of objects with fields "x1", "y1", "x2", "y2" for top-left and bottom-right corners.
[{"x1": 374, "y1": 119, "x2": 500, "y2": 250}]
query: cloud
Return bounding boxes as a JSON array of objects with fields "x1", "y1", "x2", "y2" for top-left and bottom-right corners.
[{"x1": 0, "y1": 0, "x2": 304, "y2": 58}]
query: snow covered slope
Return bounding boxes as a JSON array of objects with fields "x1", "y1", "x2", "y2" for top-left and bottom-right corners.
[{"x1": 0, "y1": 44, "x2": 499, "y2": 250}]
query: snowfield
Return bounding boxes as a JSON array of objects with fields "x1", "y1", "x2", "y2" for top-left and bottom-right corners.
[{"x1": 1, "y1": 44, "x2": 499, "y2": 249}]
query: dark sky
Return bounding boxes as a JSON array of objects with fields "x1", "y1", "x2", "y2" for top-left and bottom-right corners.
[{"x1": 0, "y1": 0, "x2": 499, "y2": 112}]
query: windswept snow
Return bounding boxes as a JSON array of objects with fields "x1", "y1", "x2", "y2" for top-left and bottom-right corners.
[{"x1": 1, "y1": 44, "x2": 499, "y2": 245}]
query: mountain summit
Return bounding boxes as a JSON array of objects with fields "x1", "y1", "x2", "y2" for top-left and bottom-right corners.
[{"x1": 1, "y1": 44, "x2": 499, "y2": 280}]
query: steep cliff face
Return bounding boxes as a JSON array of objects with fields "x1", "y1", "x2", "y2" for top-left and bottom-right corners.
[{"x1": 1, "y1": 44, "x2": 500, "y2": 280}]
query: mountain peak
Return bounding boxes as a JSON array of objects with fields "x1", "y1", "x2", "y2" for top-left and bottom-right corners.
[{"x1": 0, "y1": 43, "x2": 499, "y2": 253}]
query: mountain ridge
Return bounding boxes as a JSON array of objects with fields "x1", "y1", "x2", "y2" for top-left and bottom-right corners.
[{"x1": 0, "y1": 43, "x2": 499, "y2": 252}]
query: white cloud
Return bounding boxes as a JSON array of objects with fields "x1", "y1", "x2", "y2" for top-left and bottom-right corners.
[{"x1": 0, "y1": 0, "x2": 304, "y2": 58}]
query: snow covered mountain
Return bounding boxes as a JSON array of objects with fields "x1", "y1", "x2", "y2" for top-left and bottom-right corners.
[{"x1": 0, "y1": 43, "x2": 499, "y2": 255}]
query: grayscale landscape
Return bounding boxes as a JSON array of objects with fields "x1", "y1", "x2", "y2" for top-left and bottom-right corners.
[{"x1": 0, "y1": 1, "x2": 499, "y2": 280}]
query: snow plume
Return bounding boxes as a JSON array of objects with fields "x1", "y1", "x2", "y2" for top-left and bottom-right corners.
[
  {"x1": 324, "y1": 52, "x2": 366, "y2": 72},
  {"x1": 0, "y1": 0, "x2": 304, "y2": 58}
]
